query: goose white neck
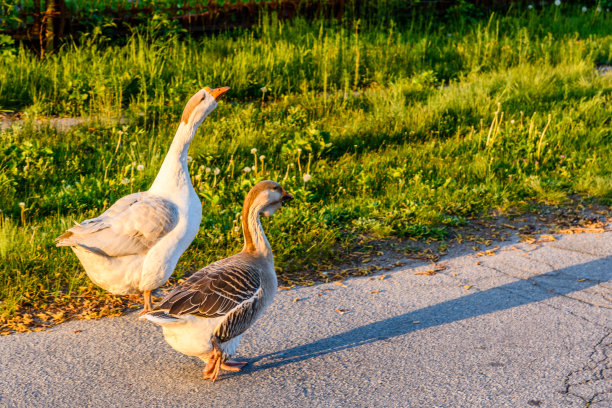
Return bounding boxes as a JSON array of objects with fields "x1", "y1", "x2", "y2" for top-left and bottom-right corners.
[
  {"x1": 149, "y1": 122, "x2": 196, "y2": 195},
  {"x1": 242, "y1": 198, "x2": 273, "y2": 260}
]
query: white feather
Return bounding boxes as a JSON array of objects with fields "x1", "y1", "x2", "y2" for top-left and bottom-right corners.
[{"x1": 56, "y1": 89, "x2": 220, "y2": 296}]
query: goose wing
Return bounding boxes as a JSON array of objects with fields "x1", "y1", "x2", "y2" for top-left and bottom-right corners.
[
  {"x1": 56, "y1": 192, "x2": 179, "y2": 257},
  {"x1": 154, "y1": 257, "x2": 263, "y2": 341}
]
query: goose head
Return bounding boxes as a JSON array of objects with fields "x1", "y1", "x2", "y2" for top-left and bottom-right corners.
[
  {"x1": 245, "y1": 180, "x2": 294, "y2": 218},
  {"x1": 181, "y1": 86, "x2": 230, "y2": 128}
]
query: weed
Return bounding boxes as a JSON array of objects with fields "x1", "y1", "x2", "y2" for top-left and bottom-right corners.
[{"x1": 0, "y1": 7, "x2": 611, "y2": 331}]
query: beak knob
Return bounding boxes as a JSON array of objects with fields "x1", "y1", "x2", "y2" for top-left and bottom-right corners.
[{"x1": 282, "y1": 192, "x2": 294, "y2": 202}]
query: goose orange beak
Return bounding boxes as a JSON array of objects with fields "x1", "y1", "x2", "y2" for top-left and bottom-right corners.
[{"x1": 206, "y1": 86, "x2": 230, "y2": 101}]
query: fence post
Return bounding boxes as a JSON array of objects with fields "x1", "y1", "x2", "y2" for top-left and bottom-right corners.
[{"x1": 43, "y1": 0, "x2": 55, "y2": 57}]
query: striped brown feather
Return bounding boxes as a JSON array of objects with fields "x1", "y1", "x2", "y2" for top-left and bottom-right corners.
[
  {"x1": 153, "y1": 256, "x2": 261, "y2": 318},
  {"x1": 214, "y1": 287, "x2": 264, "y2": 342}
]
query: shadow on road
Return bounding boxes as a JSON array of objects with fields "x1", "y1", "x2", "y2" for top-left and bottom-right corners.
[{"x1": 253, "y1": 256, "x2": 611, "y2": 371}]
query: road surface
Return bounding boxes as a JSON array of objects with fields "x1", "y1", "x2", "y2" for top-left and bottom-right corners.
[{"x1": 1, "y1": 231, "x2": 610, "y2": 407}]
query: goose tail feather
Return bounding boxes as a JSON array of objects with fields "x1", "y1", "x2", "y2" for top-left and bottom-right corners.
[{"x1": 140, "y1": 310, "x2": 182, "y2": 326}]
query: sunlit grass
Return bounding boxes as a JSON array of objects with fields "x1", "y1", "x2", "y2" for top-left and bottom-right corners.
[
  {"x1": 1, "y1": 6, "x2": 610, "y2": 115},
  {"x1": 0, "y1": 6, "x2": 611, "y2": 326}
]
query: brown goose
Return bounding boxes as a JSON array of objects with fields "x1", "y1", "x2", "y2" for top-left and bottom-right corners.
[{"x1": 141, "y1": 180, "x2": 293, "y2": 381}]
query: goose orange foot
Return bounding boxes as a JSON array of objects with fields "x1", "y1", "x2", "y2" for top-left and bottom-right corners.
[
  {"x1": 221, "y1": 359, "x2": 248, "y2": 371},
  {"x1": 202, "y1": 338, "x2": 248, "y2": 381}
]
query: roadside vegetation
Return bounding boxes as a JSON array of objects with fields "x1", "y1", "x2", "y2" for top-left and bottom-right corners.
[{"x1": 1, "y1": 3, "x2": 611, "y2": 333}]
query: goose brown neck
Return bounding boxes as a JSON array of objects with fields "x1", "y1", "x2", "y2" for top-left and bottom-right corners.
[{"x1": 241, "y1": 184, "x2": 272, "y2": 257}]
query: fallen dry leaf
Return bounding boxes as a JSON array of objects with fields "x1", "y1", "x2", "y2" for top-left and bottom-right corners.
[
  {"x1": 50, "y1": 312, "x2": 65, "y2": 321},
  {"x1": 509, "y1": 246, "x2": 529, "y2": 254},
  {"x1": 415, "y1": 264, "x2": 447, "y2": 276},
  {"x1": 538, "y1": 234, "x2": 556, "y2": 242},
  {"x1": 559, "y1": 227, "x2": 605, "y2": 234},
  {"x1": 476, "y1": 246, "x2": 500, "y2": 257},
  {"x1": 519, "y1": 235, "x2": 536, "y2": 244},
  {"x1": 335, "y1": 309, "x2": 349, "y2": 315},
  {"x1": 412, "y1": 321, "x2": 420, "y2": 324},
  {"x1": 379, "y1": 274, "x2": 387, "y2": 280},
  {"x1": 293, "y1": 298, "x2": 300, "y2": 302},
  {"x1": 370, "y1": 290, "x2": 380, "y2": 294},
  {"x1": 0, "y1": 290, "x2": 142, "y2": 335},
  {"x1": 333, "y1": 281, "x2": 347, "y2": 287},
  {"x1": 463, "y1": 285, "x2": 472, "y2": 290}
]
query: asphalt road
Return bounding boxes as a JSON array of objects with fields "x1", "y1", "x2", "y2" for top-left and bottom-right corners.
[{"x1": 1, "y1": 231, "x2": 610, "y2": 407}]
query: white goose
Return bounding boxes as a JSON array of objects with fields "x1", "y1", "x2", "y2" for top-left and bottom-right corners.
[
  {"x1": 141, "y1": 180, "x2": 293, "y2": 382},
  {"x1": 56, "y1": 86, "x2": 230, "y2": 313}
]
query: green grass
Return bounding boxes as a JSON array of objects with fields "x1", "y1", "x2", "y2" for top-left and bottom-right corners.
[{"x1": 1, "y1": 4, "x2": 611, "y2": 329}]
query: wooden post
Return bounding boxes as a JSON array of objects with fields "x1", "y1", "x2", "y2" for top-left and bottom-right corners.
[{"x1": 44, "y1": 0, "x2": 55, "y2": 57}]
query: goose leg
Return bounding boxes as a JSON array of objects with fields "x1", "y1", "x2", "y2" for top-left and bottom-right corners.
[
  {"x1": 203, "y1": 337, "x2": 224, "y2": 382},
  {"x1": 138, "y1": 290, "x2": 152, "y2": 315},
  {"x1": 203, "y1": 337, "x2": 247, "y2": 380}
]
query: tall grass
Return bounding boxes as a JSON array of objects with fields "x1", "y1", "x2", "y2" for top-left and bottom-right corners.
[
  {"x1": 1, "y1": 7, "x2": 610, "y2": 115},
  {"x1": 0, "y1": 5, "x2": 611, "y2": 325}
]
